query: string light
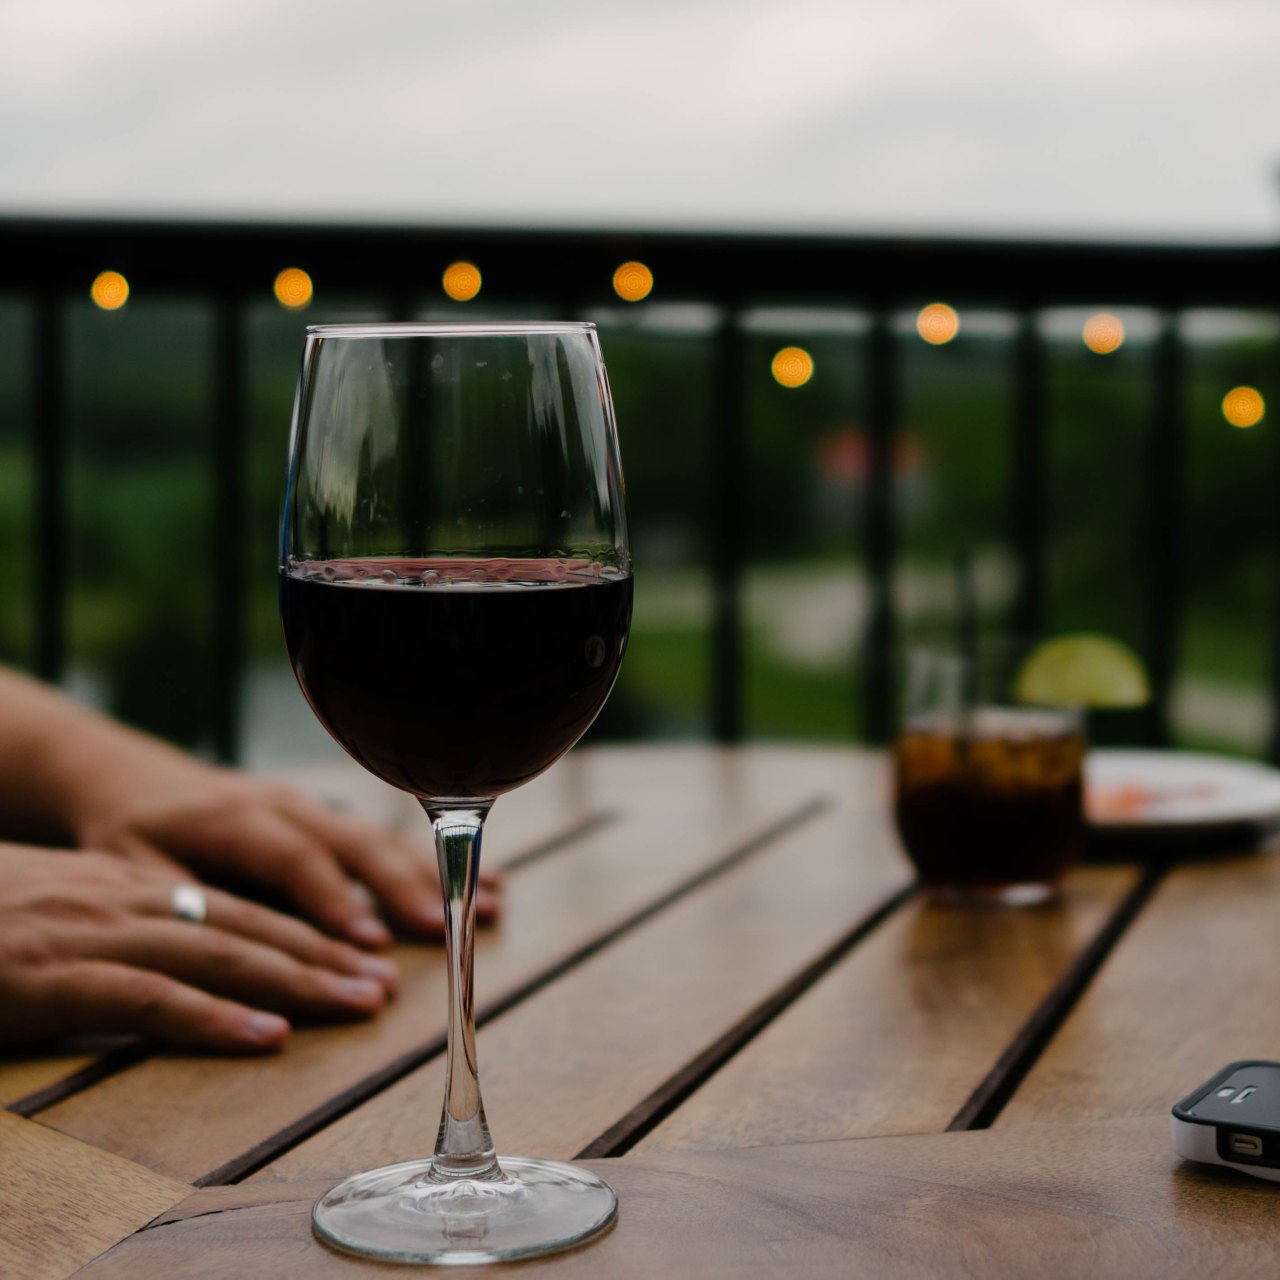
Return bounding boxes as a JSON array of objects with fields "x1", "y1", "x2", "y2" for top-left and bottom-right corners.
[
  {"x1": 1223, "y1": 386, "x2": 1265, "y2": 428},
  {"x1": 1083, "y1": 313, "x2": 1125, "y2": 355},
  {"x1": 916, "y1": 303, "x2": 959, "y2": 345},
  {"x1": 772, "y1": 346, "x2": 814, "y2": 388},
  {"x1": 273, "y1": 268, "x2": 313, "y2": 310},
  {"x1": 612, "y1": 261, "x2": 654, "y2": 302},
  {"x1": 442, "y1": 261, "x2": 482, "y2": 302},
  {"x1": 90, "y1": 271, "x2": 129, "y2": 311}
]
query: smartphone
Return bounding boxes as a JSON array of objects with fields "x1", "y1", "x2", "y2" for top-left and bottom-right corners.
[{"x1": 1172, "y1": 1061, "x2": 1280, "y2": 1182}]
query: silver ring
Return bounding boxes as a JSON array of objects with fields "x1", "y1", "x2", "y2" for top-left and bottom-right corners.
[{"x1": 171, "y1": 884, "x2": 208, "y2": 924}]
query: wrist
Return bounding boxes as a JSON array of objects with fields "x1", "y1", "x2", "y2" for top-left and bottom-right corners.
[{"x1": 0, "y1": 668, "x2": 229, "y2": 850}]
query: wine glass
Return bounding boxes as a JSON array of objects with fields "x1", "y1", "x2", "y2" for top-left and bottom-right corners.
[{"x1": 280, "y1": 321, "x2": 631, "y2": 1264}]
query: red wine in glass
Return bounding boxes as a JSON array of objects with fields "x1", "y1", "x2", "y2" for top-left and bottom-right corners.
[{"x1": 281, "y1": 557, "x2": 632, "y2": 799}]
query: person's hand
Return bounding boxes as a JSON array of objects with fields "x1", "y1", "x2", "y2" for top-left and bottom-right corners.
[
  {"x1": 0, "y1": 842, "x2": 401, "y2": 1052},
  {"x1": 68, "y1": 753, "x2": 502, "y2": 950}
]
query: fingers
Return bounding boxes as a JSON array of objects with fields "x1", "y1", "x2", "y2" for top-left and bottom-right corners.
[
  {"x1": 63, "y1": 869, "x2": 398, "y2": 1023},
  {"x1": 277, "y1": 793, "x2": 503, "y2": 939},
  {"x1": 92, "y1": 778, "x2": 506, "y2": 948},
  {"x1": 204, "y1": 805, "x2": 397, "y2": 949},
  {"x1": 164, "y1": 883, "x2": 400, "y2": 995},
  {"x1": 31, "y1": 960, "x2": 292, "y2": 1053},
  {"x1": 87, "y1": 919, "x2": 390, "y2": 1022},
  {"x1": 0, "y1": 845, "x2": 404, "y2": 1054}
]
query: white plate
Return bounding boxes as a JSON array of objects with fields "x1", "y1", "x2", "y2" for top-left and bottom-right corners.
[{"x1": 1086, "y1": 749, "x2": 1280, "y2": 830}]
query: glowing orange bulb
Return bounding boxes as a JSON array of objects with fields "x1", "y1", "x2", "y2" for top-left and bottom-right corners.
[
  {"x1": 1083, "y1": 313, "x2": 1125, "y2": 355},
  {"x1": 612, "y1": 261, "x2": 654, "y2": 303},
  {"x1": 772, "y1": 346, "x2": 814, "y2": 388},
  {"x1": 90, "y1": 271, "x2": 129, "y2": 311},
  {"x1": 442, "y1": 261, "x2": 482, "y2": 302},
  {"x1": 273, "y1": 268, "x2": 313, "y2": 310},
  {"x1": 916, "y1": 302, "x2": 959, "y2": 345},
  {"x1": 1223, "y1": 386, "x2": 1265, "y2": 428}
]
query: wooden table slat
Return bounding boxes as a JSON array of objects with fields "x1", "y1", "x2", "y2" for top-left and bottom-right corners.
[
  {"x1": 74, "y1": 1117, "x2": 1275, "y2": 1280},
  {"x1": 0, "y1": 1111, "x2": 187, "y2": 1280},
  {"x1": 634, "y1": 862, "x2": 1142, "y2": 1153},
  {"x1": 999, "y1": 851, "x2": 1280, "y2": 1126}
]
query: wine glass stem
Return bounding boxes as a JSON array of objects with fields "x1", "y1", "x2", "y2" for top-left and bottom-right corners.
[{"x1": 424, "y1": 803, "x2": 501, "y2": 1182}]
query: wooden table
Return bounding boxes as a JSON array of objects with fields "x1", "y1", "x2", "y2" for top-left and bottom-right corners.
[{"x1": 5, "y1": 745, "x2": 1280, "y2": 1279}]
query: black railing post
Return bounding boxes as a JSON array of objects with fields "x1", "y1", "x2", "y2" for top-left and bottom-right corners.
[
  {"x1": 211, "y1": 297, "x2": 246, "y2": 764},
  {"x1": 1010, "y1": 312, "x2": 1047, "y2": 641},
  {"x1": 32, "y1": 295, "x2": 66, "y2": 684},
  {"x1": 1145, "y1": 314, "x2": 1185, "y2": 747},
  {"x1": 862, "y1": 311, "x2": 897, "y2": 745},
  {"x1": 1271, "y1": 366, "x2": 1280, "y2": 763},
  {"x1": 710, "y1": 311, "x2": 745, "y2": 742}
]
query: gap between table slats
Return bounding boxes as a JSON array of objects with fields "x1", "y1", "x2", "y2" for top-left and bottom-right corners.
[
  {"x1": 947, "y1": 858, "x2": 1169, "y2": 1130},
  {"x1": 999, "y1": 847, "x2": 1280, "y2": 1126}
]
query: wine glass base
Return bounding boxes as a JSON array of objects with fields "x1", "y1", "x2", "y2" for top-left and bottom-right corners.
[{"x1": 312, "y1": 1156, "x2": 618, "y2": 1265}]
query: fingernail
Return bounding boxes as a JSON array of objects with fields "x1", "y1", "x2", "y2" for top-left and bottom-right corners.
[
  {"x1": 357, "y1": 955, "x2": 400, "y2": 985},
  {"x1": 333, "y1": 976, "x2": 385, "y2": 1004},
  {"x1": 348, "y1": 915, "x2": 392, "y2": 947},
  {"x1": 243, "y1": 1012, "x2": 290, "y2": 1045}
]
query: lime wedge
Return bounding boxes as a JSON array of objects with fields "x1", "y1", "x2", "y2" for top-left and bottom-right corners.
[{"x1": 1013, "y1": 634, "x2": 1150, "y2": 708}]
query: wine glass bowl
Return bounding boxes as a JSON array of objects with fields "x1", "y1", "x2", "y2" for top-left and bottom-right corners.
[{"x1": 280, "y1": 322, "x2": 630, "y2": 1264}]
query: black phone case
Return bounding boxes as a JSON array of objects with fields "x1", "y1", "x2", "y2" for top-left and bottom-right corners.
[{"x1": 1173, "y1": 1060, "x2": 1280, "y2": 1168}]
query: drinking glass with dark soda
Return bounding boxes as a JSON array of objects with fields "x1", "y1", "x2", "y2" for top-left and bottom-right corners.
[{"x1": 893, "y1": 647, "x2": 1085, "y2": 906}]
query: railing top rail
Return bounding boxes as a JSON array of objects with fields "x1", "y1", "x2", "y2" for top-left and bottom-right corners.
[{"x1": 0, "y1": 216, "x2": 1276, "y2": 308}]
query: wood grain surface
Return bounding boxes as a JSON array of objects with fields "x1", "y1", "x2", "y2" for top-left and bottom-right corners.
[
  {"x1": 636, "y1": 863, "x2": 1141, "y2": 1153},
  {"x1": 1000, "y1": 853, "x2": 1280, "y2": 1126},
  {"x1": 33, "y1": 748, "x2": 873, "y2": 1183},
  {"x1": 75, "y1": 1117, "x2": 1280, "y2": 1280},
  {"x1": 253, "y1": 800, "x2": 911, "y2": 1181},
  {"x1": 12, "y1": 746, "x2": 1244, "y2": 1279},
  {"x1": 0, "y1": 1110, "x2": 186, "y2": 1280}
]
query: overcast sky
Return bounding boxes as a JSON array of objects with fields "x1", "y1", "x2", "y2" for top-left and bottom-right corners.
[{"x1": 2, "y1": 0, "x2": 1278, "y2": 241}]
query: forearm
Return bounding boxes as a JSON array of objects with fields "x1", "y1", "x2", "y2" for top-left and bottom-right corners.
[{"x1": 0, "y1": 667, "x2": 186, "y2": 845}]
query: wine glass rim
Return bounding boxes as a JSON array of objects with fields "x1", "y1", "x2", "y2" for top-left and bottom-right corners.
[{"x1": 306, "y1": 321, "x2": 597, "y2": 339}]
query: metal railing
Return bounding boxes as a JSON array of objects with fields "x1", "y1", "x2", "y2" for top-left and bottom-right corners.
[{"x1": 3, "y1": 216, "x2": 1278, "y2": 761}]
